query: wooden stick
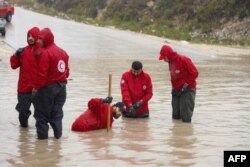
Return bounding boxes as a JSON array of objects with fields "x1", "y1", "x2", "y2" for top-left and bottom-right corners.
[{"x1": 107, "y1": 74, "x2": 112, "y2": 132}]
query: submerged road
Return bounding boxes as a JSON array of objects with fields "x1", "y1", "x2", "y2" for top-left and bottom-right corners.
[{"x1": 3, "y1": 7, "x2": 224, "y2": 60}]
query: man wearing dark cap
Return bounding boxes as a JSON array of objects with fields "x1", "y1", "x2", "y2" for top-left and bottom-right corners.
[
  {"x1": 159, "y1": 45, "x2": 199, "y2": 123},
  {"x1": 120, "y1": 61, "x2": 153, "y2": 118},
  {"x1": 71, "y1": 97, "x2": 125, "y2": 132}
]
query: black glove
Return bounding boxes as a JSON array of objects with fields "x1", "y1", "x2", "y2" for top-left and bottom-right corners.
[
  {"x1": 34, "y1": 50, "x2": 41, "y2": 56},
  {"x1": 101, "y1": 96, "x2": 113, "y2": 104},
  {"x1": 31, "y1": 89, "x2": 38, "y2": 102},
  {"x1": 129, "y1": 105, "x2": 136, "y2": 117},
  {"x1": 180, "y1": 83, "x2": 189, "y2": 93},
  {"x1": 132, "y1": 101, "x2": 143, "y2": 110},
  {"x1": 15, "y1": 48, "x2": 24, "y2": 56},
  {"x1": 172, "y1": 89, "x2": 181, "y2": 96},
  {"x1": 171, "y1": 89, "x2": 177, "y2": 96}
]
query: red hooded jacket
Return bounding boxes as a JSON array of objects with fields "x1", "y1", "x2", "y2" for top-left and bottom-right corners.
[
  {"x1": 71, "y1": 98, "x2": 114, "y2": 132},
  {"x1": 35, "y1": 28, "x2": 70, "y2": 89},
  {"x1": 120, "y1": 70, "x2": 153, "y2": 115},
  {"x1": 10, "y1": 27, "x2": 40, "y2": 93},
  {"x1": 159, "y1": 45, "x2": 199, "y2": 92}
]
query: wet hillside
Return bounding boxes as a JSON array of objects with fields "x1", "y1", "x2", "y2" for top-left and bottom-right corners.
[{"x1": 15, "y1": 0, "x2": 250, "y2": 46}]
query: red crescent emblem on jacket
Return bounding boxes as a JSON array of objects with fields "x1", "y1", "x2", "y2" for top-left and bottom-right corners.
[{"x1": 58, "y1": 60, "x2": 65, "y2": 72}]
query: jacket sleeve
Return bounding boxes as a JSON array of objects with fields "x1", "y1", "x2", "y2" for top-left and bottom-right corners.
[
  {"x1": 10, "y1": 47, "x2": 27, "y2": 69},
  {"x1": 34, "y1": 50, "x2": 50, "y2": 90},
  {"x1": 65, "y1": 55, "x2": 70, "y2": 78},
  {"x1": 88, "y1": 98, "x2": 102, "y2": 113},
  {"x1": 120, "y1": 74, "x2": 132, "y2": 106},
  {"x1": 141, "y1": 74, "x2": 153, "y2": 103},
  {"x1": 185, "y1": 58, "x2": 199, "y2": 83},
  {"x1": 10, "y1": 54, "x2": 20, "y2": 69}
]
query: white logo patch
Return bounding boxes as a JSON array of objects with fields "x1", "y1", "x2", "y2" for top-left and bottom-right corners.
[
  {"x1": 175, "y1": 69, "x2": 180, "y2": 74},
  {"x1": 143, "y1": 85, "x2": 147, "y2": 90},
  {"x1": 58, "y1": 60, "x2": 66, "y2": 73},
  {"x1": 121, "y1": 79, "x2": 125, "y2": 84}
]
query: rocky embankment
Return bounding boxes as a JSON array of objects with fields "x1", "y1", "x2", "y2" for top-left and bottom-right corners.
[{"x1": 194, "y1": 18, "x2": 250, "y2": 41}]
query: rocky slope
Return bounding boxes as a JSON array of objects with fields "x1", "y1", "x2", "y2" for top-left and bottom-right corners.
[{"x1": 15, "y1": 0, "x2": 250, "y2": 46}]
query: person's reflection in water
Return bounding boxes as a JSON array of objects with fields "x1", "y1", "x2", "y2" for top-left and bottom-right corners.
[
  {"x1": 18, "y1": 128, "x2": 33, "y2": 158},
  {"x1": 17, "y1": 128, "x2": 62, "y2": 167},
  {"x1": 83, "y1": 130, "x2": 116, "y2": 160},
  {"x1": 168, "y1": 121, "x2": 197, "y2": 167},
  {"x1": 117, "y1": 118, "x2": 154, "y2": 166},
  {"x1": 71, "y1": 130, "x2": 119, "y2": 166},
  {"x1": 78, "y1": 118, "x2": 153, "y2": 166}
]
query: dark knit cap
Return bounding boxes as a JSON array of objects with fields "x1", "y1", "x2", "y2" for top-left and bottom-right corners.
[
  {"x1": 132, "y1": 61, "x2": 143, "y2": 70},
  {"x1": 114, "y1": 102, "x2": 126, "y2": 112}
]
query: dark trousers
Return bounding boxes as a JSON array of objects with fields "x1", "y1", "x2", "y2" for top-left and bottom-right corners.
[
  {"x1": 16, "y1": 93, "x2": 32, "y2": 127},
  {"x1": 172, "y1": 89, "x2": 196, "y2": 122},
  {"x1": 34, "y1": 83, "x2": 66, "y2": 139},
  {"x1": 123, "y1": 111, "x2": 149, "y2": 118}
]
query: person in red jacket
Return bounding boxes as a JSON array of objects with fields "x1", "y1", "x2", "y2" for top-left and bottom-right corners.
[
  {"x1": 71, "y1": 97, "x2": 125, "y2": 132},
  {"x1": 10, "y1": 26, "x2": 40, "y2": 128},
  {"x1": 120, "y1": 61, "x2": 153, "y2": 118},
  {"x1": 33, "y1": 28, "x2": 70, "y2": 139},
  {"x1": 159, "y1": 45, "x2": 199, "y2": 123}
]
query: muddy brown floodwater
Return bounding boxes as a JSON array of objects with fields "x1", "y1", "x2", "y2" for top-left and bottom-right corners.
[{"x1": 1, "y1": 38, "x2": 250, "y2": 167}]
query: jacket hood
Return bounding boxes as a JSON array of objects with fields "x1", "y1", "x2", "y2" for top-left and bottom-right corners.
[
  {"x1": 38, "y1": 28, "x2": 54, "y2": 47},
  {"x1": 27, "y1": 26, "x2": 40, "y2": 44},
  {"x1": 159, "y1": 45, "x2": 178, "y2": 62}
]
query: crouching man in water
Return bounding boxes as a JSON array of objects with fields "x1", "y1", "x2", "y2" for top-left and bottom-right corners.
[
  {"x1": 71, "y1": 97, "x2": 125, "y2": 132},
  {"x1": 120, "y1": 61, "x2": 153, "y2": 118},
  {"x1": 33, "y1": 28, "x2": 70, "y2": 139}
]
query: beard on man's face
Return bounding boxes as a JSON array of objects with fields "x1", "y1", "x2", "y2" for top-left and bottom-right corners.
[{"x1": 28, "y1": 39, "x2": 35, "y2": 46}]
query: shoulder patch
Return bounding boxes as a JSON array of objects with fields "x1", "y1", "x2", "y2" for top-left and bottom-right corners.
[{"x1": 58, "y1": 59, "x2": 66, "y2": 72}]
